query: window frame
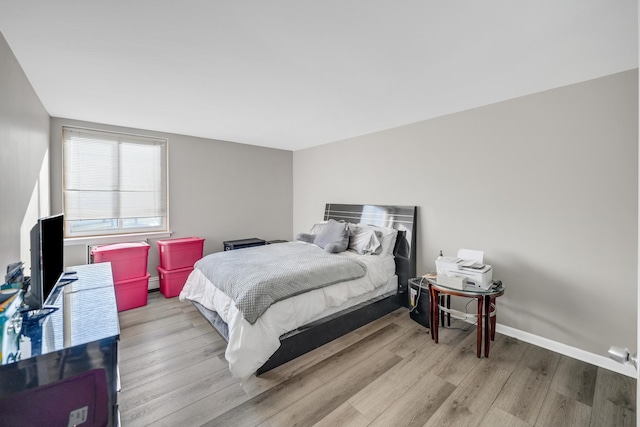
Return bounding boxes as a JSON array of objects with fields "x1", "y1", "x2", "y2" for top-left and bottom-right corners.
[{"x1": 62, "y1": 126, "x2": 169, "y2": 239}]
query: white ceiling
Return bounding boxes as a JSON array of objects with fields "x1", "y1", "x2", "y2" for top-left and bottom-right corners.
[{"x1": 0, "y1": 1, "x2": 637, "y2": 151}]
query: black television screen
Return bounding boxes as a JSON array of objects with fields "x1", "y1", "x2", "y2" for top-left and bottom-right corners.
[{"x1": 28, "y1": 213, "x2": 64, "y2": 310}]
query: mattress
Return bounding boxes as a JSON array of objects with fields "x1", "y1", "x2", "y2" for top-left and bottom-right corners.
[{"x1": 179, "y1": 244, "x2": 396, "y2": 380}]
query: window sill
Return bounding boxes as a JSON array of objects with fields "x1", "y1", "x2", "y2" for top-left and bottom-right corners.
[{"x1": 64, "y1": 231, "x2": 173, "y2": 247}]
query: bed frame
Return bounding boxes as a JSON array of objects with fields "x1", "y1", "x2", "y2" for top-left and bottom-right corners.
[{"x1": 192, "y1": 203, "x2": 417, "y2": 375}]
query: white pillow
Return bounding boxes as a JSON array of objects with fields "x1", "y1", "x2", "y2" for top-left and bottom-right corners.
[
  {"x1": 348, "y1": 226, "x2": 382, "y2": 255},
  {"x1": 356, "y1": 224, "x2": 398, "y2": 257}
]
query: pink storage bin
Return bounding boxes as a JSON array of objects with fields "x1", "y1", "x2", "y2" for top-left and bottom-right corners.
[
  {"x1": 114, "y1": 274, "x2": 150, "y2": 311},
  {"x1": 157, "y1": 237, "x2": 205, "y2": 270},
  {"x1": 157, "y1": 265, "x2": 194, "y2": 298},
  {"x1": 91, "y1": 242, "x2": 150, "y2": 282}
]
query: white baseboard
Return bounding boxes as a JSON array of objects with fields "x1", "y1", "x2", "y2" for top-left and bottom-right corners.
[
  {"x1": 148, "y1": 275, "x2": 159, "y2": 290},
  {"x1": 495, "y1": 323, "x2": 637, "y2": 378}
]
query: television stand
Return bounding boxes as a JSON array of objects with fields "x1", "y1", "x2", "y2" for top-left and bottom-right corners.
[{"x1": 0, "y1": 263, "x2": 120, "y2": 426}]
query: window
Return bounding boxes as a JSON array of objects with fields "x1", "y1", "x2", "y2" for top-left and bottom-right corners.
[{"x1": 63, "y1": 127, "x2": 168, "y2": 238}]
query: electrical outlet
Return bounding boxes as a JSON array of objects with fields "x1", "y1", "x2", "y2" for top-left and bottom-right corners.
[
  {"x1": 410, "y1": 288, "x2": 417, "y2": 306},
  {"x1": 68, "y1": 406, "x2": 88, "y2": 426}
]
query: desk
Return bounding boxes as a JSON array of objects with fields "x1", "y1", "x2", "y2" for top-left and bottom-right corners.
[{"x1": 420, "y1": 278, "x2": 504, "y2": 358}]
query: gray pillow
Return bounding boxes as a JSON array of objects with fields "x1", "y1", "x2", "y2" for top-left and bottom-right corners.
[
  {"x1": 295, "y1": 232, "x2": 316, "y2": 244},
  {"x1": 313, "y1": 219, "x2": 349, "y2": 253}
]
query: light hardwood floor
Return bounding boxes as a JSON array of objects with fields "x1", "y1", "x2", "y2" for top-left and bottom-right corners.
[{"x1": 118, "y1": 291, "x2": 636, "y2": 426}]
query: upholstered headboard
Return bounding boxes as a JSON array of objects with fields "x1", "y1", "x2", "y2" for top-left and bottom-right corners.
[{"x1": 324, "y1": 204, "x2": 417, "y2": 292}]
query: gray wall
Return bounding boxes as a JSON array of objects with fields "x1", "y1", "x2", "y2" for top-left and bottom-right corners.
[
  {"x1": 50, "y1": 118, "x2": 293, "y2": 275},
  {"x1": 0, "y1": 32, "x2": 50, "y2": 271},
  {"x1": 293, "y1": 70, "x2": 638, "y2": 357}
]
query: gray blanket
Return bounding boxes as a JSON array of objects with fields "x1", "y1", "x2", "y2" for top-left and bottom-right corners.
[{"x1": 195, "y1": 242, "x2": 367, "y2": 324}]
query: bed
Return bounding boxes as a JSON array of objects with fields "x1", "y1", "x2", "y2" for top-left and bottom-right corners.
[{"x1": 180, "y1": 203, "x2": 417, "y2": 380}]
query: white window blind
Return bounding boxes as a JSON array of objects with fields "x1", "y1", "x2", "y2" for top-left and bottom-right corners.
[{"x1": 63, "y1": 127, "x2": 168, "y2": 237}]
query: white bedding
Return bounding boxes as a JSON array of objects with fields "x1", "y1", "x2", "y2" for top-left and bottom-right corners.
[{"x1": 179, "y1": 243, "x2": 395, "y2": 380}]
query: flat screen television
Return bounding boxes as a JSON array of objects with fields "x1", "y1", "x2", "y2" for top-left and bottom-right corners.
[{"x1": 27, "y1": 213, "x2": 64, "y2": 310}]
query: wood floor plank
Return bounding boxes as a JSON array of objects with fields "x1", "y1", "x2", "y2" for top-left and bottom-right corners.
[
  {"x1": 368, "y1": 371, "x2": 456, "y2": 427},
  {"x1": 384, "y1": 323, "x2": 434, "y2": 358},
  {"x1": 205, "y1": 369, "x2": 326, "y2": 426},
  {"x1": 434, "y1": 319, "x2": 475, "y2": 346},
  {"x1": 120, "y1": 366, "x2": 240, "y2": 426},
  {"x1": 119, "y1": 322, "x2": 218, "y2": 362},
  {"x1": 312, "y1": 403, "x2": 371, "y2": 427},
  {"x1": 493, "y1": 344, "x2": 561, "y2": 424},
  {"x1": 117, "y1": 292, "x2": 186, "y2": 325},
  {"x1": 349, "y1": 342, "x2": 452, "y2": 420},
  {"x1": 481, "y1": 334, "x2": 526, "y2": 375},
  {"x1": 425, "y1": 362, "x2": 511, "y2": 427},
  {"x1": 302, "y1": 322, "x2": 406, "y2": 384},
  {"x1": 479, "y1": 407, "x2": 531, "y2": 427},
  {"x1": 393, "y1": 309, "x2": 426, "y2": 330},
  {"x1": 119, "y1": 356, "x2": 233, "y2": 413},
  {"x1": 119, "y1": 334, "x2": 225, "y2": 377},
  {"x1": 535, "y1": 390, "x2": 592, "y2": 427},
  {"x1": 152, "y1": 382, "x2": 251, "y2": 427},
  {"x1": 589, "y1": 367, "x2": 636, "y2": 427},
  {"x1": 119, "y1": 314, "x2": 208, "y2": 348},
  {"x1": 119, "y1": 306, "x2": 202, "y2": 340},
  {"x1": 267, "y1": 349, "x2": 402, "y2": 426},
  {"x1": 120, "y1": 339, "x2": 228, "y2": 389},
  {"x1": 549, "y1": 355, "x2": 597, "y2": 407},
  {"x1": 118, "y1": 304, "x2": 185, "y2": 330},
  {"x1": 431, "y1": 328, "x2": 487, "y2": 386}
]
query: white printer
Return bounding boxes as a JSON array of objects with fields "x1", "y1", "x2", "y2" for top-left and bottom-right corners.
[{"x1": 435, "y1": 250, "x2": 493, "y2": 290}]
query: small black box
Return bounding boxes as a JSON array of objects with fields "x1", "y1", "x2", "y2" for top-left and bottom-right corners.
[
  {"x1": 408, "y1": 278, "x2": 430, "y2": 328},
  {"x1": 223, "y1": 238, "x2": 266, "y2": 251}
]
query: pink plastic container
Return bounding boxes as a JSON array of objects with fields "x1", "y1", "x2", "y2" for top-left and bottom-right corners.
[
  {"x1": 114, "y1": 274, "x2": 150, "y2": 311},
  {"x1": 157, "y1": 266, "x2": 194, "y2": 298},
  {"x1": 157, "y1": 237, "x2": 205, "y2": 270},
  {"x1": 91, "y1": 242, "x2": 150, "y2": 282}
]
